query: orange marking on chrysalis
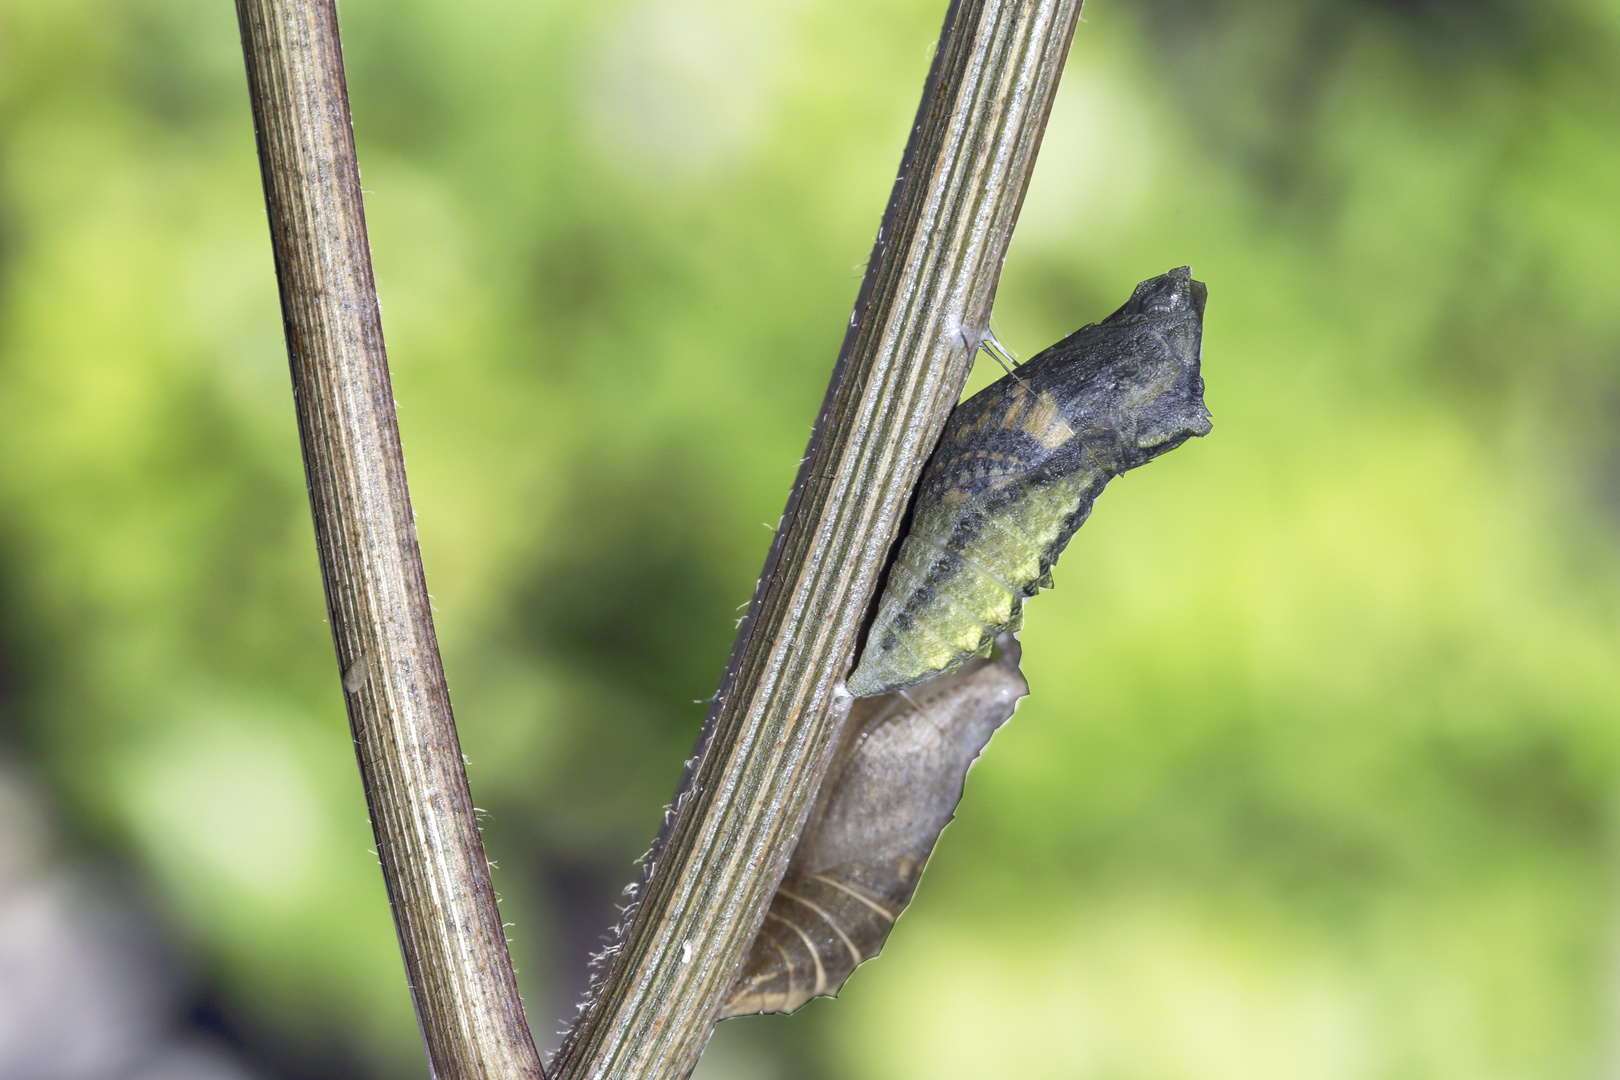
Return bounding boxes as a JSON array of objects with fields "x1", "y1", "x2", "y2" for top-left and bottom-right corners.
[
  {"x1": 1022, "y1": 390, "x2": 1074, "y2": 449},
  {"x1": 999, "y1": 382, "x2": 1031, "y2": 430}
]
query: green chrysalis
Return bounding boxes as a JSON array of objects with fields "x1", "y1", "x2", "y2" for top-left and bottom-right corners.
[{"x1": 847, "y1": 267, "x2": 1211, "y2": 698}]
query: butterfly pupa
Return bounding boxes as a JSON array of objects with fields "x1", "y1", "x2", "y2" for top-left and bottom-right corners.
[
  {"x1": 720, "y1": 635, "x2": 1027, "y2": 1017},
  {"x1": 846, "y1": 267, "x2": 1211, "y2": 698}
]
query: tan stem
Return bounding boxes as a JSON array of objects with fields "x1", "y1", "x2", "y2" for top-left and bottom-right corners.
[
  {"x1": 551, "y1": 0, "x2": 1084, "y2": 1076},
  {"x1": 233, "y1": 3, "x2": 545, "y2": 1077}
]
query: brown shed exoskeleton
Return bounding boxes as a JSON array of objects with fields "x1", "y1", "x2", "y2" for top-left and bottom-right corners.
[{"x1": 721, "y1": 636, "x2": 1027, "y2": 1017}]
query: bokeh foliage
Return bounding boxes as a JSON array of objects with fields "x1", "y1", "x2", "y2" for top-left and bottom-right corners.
[{"x1": 1, "y1": 0, "x2": 1619, "y2": 1076}]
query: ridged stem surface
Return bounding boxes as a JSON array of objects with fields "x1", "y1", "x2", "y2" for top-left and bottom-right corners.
[
  {"x1": 552, "y1": 0, "x2": 1084, "y2": 1076},
  {"x1": 234, "y1": 4, "x2": 546, "y2": 1078}
]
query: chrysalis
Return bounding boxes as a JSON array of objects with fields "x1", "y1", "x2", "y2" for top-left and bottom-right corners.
[
  {"x1": 720, "y1": 635, "x2": 1027, "y2": 1018},
  {"x1": 847, "y1": 267, "x2": 1211, "y2": 698}
]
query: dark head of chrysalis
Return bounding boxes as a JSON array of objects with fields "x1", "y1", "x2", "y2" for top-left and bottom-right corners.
[{"x1": 1018, "y1": 264, "x2": 1211, "y2": 477}]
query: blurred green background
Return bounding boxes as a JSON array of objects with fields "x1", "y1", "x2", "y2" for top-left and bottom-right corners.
[{"x1": 1, "y1": 0, "x2": 1619, "y2": 1077}]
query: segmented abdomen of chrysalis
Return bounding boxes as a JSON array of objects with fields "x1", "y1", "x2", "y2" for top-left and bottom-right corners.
[{"x1": 846, "y1": 266, "x2": 1212, "y2": 698}]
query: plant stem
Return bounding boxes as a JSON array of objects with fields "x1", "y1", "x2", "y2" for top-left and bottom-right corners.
[
  {"x1": 234, "y1": 3, "x2": 546, "y2": 1077},
  {"x1": 552, "y1": 0, "x2": 1084, "y2": 1075}
]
